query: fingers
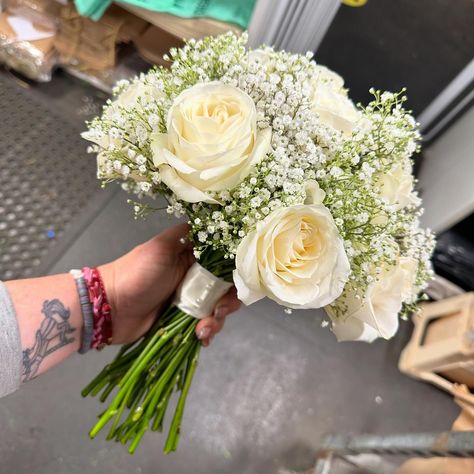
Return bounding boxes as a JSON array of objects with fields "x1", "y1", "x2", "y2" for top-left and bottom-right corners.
[{"x1": 196, "y1": 287, "x2": 241, "y2": 347}]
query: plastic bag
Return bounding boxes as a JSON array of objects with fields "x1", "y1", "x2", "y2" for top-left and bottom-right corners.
[{"x1": 0, "y1": 9, "x2": 57, "y2": 81}]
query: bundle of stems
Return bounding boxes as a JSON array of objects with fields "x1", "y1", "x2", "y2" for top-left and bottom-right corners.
[{"x1": 82, "y1": 250, "x2": 234, "y2": 454}]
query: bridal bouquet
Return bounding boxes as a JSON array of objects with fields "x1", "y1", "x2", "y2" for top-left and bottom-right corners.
[{"x1": 82, "y1": 32, "x2": 434, "y2": 453}]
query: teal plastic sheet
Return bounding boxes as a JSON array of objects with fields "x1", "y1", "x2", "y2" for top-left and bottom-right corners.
[
  {"x1": 75, "y1": 0, "x2": 256, "y2": 28},
  {"x1": 75, "y1": 0, "x2": 112, "y2": 20}
]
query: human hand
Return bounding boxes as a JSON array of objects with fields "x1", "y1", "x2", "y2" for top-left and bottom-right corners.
[{"x1": 99, "y1": 223, "x2": 240, "y2": 345}]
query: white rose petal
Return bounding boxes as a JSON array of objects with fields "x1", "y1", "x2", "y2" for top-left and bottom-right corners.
[
  {"x1": 399, "y1": 256, "x2": 419, "y2": 303},
  {"x1": 327, "y1": 256, "x2": 419, "y2": 342},
  {"x1": 82, "y1": 129, "x2": 119, "y2": 151},
  {"x1": 81, "y1": 82, "x2": 162, "y2": 149},
  {"x1": 248, "y1": 48, "x2": 274, "y2": 70},
  {"x1": 309, "y1": 65, "x2": 361, "y2": 135},
  {"x1": 312, "y1": 85, "x2": 361, "y2": 135},
  {"x1": 151, "y1": 81, "x2": 272, "y2": 204},
  {"x1": 328, "y1": 313, "x2": 380, "y2": 343},
  {"x1": 378, "y1": 163, "x2": 418, "y2": 210},
  {"x1": 304, "y1": 180, "x2": 326, "y2": 205},
  {"x1": 234, "y1": 204, "x2": 350, "y2": 309},
  {"x1": 114, "y1": 81, "x2": 161, "y2": 110},
  {"x1": 313, "y1": 65, "x2": 345, "y2": 92}
]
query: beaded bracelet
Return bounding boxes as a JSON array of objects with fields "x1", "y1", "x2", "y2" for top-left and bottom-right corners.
[
  {"x1": 82, "y1": 267, "x2": 113, "y2": 350},
  {"x1": 70, "y1": 269, "x2": 94, "y2": 354}
]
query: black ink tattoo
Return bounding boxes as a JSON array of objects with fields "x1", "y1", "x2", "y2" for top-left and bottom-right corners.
[{"x1": 22, "y1": 299, "x2": 76, "y2": 381}]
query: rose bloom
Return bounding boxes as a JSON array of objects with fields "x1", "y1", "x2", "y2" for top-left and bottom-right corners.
[
  {"x1": 310, "y1": 65, "x2": 362, "y2": 135},
  {"x1": 82, "y1": 81, "x2": 161, "y2": 150},
  {"x1": 378, "y1": 163, "x2": 419, "y2": 210},
  {"x1": 312, "y1": 65, "x2": 345, "y2": 92},
  {"x1": 327, "y1": 257, "x2": 418, "y2": 342},
  {"x1": 151, "y1": 81, "x2": 271, "y2": 203},
  {"x1": 114, "y1": 81, "x2": 162, "y2": 110},
  {"x1": 234, "y1": 184, "x2": 350, "y2": 309},
  {"x1": 248, "y1": 48, "x2": 274, "y2": 70}
]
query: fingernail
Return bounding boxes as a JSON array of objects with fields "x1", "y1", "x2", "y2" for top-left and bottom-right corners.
[
  {"x1": 197, "y1": 326, "x2": 211, "y2": 340},
  {"x1": 214, "y1": 305, "x2": 228, "y2": 321}
]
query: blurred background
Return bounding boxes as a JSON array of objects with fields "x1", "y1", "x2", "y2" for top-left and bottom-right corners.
[{"x1": 0, "y1": 1, "x2": 473, "y2": 473}]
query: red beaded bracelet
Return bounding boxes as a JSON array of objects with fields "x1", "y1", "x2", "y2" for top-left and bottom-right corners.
[{"x1": 82, "y1": 267, "x2": 113, "y2": 350}]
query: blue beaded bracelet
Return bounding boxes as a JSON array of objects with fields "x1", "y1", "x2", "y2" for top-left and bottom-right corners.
[{"x1": 70, "y1": 269, "x2": 94, "y2": 354}]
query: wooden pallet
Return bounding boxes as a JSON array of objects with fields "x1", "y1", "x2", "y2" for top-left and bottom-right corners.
[{"x1": 399, "y1": 293, "x2": 474, "y2": 404}]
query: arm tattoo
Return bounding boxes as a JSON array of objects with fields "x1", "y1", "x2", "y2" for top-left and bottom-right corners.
[{"x1": 22, "y1": 299, "x2": 76, "y2": 382}]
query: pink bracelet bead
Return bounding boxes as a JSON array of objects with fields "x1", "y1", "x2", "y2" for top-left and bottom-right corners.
[{"x1": 82, "y1": 267, "x2": 113, "y2": 350}]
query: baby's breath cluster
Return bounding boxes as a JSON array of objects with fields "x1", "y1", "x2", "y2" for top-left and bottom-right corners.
[
  {"x1": 83, "y1": 32, "x2": 434, "y2": 325},
  {"x1": 183, "y1": 48, "x2": 337, "y2": 257},
  {"x1": 319, "y1": 90, "x2": 434, "y2": 317}
]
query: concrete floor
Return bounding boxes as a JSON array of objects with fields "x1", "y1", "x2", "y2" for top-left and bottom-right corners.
[
  {"x1": 0, "y1": 190, "x2": 460, "y2": 474},
  {"x1": 0, "y1": 7, "x2": 467, "y2": 471}
]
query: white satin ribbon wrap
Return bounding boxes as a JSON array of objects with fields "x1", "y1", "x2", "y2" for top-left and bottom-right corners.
[{"x1": 173, "y1": 262, "x2": 233, "y2": 319}]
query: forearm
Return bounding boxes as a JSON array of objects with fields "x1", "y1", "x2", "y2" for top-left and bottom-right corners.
[
  {"x1": 1, "y1": 226, "x2": 238, "y2": 388},
  {"x1": 5, "y1": 273, "x2": 83, "y2": 382}
]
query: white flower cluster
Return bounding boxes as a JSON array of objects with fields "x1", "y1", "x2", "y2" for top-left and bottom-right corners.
[{"x1": 83, "y1": 33, "x2": 435, "y2": 343}]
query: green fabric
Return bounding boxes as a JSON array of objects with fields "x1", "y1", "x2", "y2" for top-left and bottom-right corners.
[
  {"x1": 75, "y1": 0, "x2": 256, "y2": 28},
  {"x1": 75, "y1": 0, "x2": 112, "y2": 21}
]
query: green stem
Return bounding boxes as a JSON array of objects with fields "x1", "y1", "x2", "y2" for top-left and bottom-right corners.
[
  {"x1": 88, "y1": 315, "x2": 189, "y2": 438},
  {"x1": 82, "y1": 366, "x2": 112, "y2": 397},
  {"x1": 82, "y1": 335, "x2": 152, "y2": 398},
  {"x1": 90, "y1": 384, "x2": 127, "y2": 439},
  {"x1": 116, "y1": 316, "x2": 188, "y2": 397},
  {"x1": 142, "y1": 334, "x2": 195, "y2": 422},
  {"x1": 151, "y1": 373, "x2": 177, "y2": 432},
  {"x1": 89, "y1": 376, "x2": 110, "y2": 397},
  {"x1": 118, "y1": 423, "x2": 138, "y2": 445},
  {"x1": 99, "y1": 379, "x2": 119, "y2": 403},
  {"x1": 128, "y1": 341, "x2": 192, "y2": 454},
  {"x1": 83, "y1": 247, "x2": 235, "y2": 453},
  {"x1": 164, "y1": 342, "x2": 200, "y2": 453},
  {"x1": 128, "y1": 425, "x2": 147, "y2": 454}
]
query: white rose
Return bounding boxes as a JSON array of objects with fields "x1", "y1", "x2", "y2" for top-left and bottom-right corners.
[
  {"x1": 82, "y1": 82, "x2": 162, "y2": 149},
  {"x1": 327, "y1": 257, "x2": 419, "y2": 342},
  {"x1": 114, "y1": 81, "x2": 162, "y2": 110},
  {"x1": 82, "y1": 130, "x2": 119, "y2": 152},
  {"x1": 304, "y1": 179, "x2": 326, "y2": 205},
  {"x1": 248, "y1": 48, "x2": 273, "y2": 66},
  {"x1": 399, "y1": 256, "x2": 419, "y2": 303},
  {"x1": 311, "y1": 86, "x2": 361, "y2": 135},
  {"x1": 313, "y1": 65, "x2": 345, "y2": 93},
  {"x1": 234, "y1": 202, "x2": 350, "y2": 309},
  {"x1": 310, "y1": 65, "x2": 361, "y2": 135},
  {"x1": 151, "y1": 81, "x2": 272, "y2": 204},
  {"x1": 378, "y1": 163, "x2": 418, "y2": 210}
]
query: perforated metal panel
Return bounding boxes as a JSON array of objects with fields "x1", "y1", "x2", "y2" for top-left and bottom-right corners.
[{"x1": 0, "y1": 74, "x2": 101, "y2": 280}]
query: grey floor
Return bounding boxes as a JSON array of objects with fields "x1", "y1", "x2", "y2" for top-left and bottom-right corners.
[
  {"x1": 0, "y1": 23, "x2": 465, "y2": 474},
  {"x1": 0, "y1": 190, "x2": 460, "y2": 474}
]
